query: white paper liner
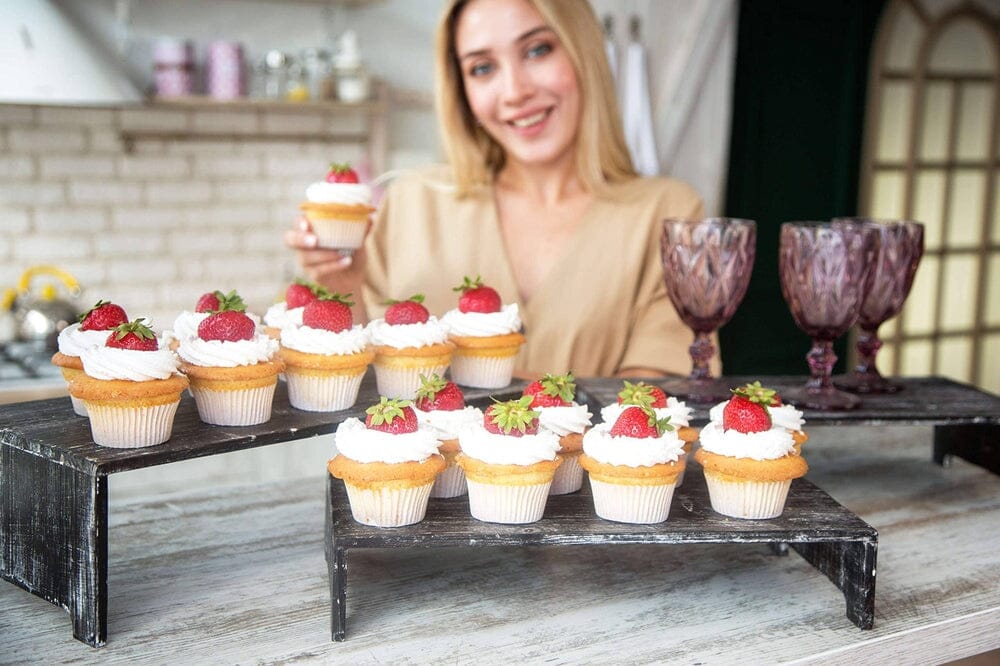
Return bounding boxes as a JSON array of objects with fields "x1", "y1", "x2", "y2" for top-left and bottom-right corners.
[
  {"x1": 374, "y1": 362, "x2": 450, "y2": 400},
  {"x1": 430, "y1": 461, "x2": 467, "y2": 498},
  {"x1": 589, "y1": 478, "x2": 677, "y2": 524},
  {"x1": 549, "y1": 453, "x2": 584, "y2": 495},
  {"x1": 675, "y1": 452, "x2": 687, "y2": 488},
  {"x1": 703, "y1": 473, "x2": 792, "y2": 519},
  {"x1": 189, "y1": 384, "x2": 276, "y2": 426},
  {"x1": 84, "y1": 400, "x2": 179, "y2": 448},
  {"x1": 70, "y1": 395, "x2": 89, "y2": 417},
  {"x1": 342, "y1": 480, "x2": 434, "y2": 527},
  {"x1": 466, "y1": 479, "x2": 551, "y2": 524},
  {"x1": 449, "y1": 354, "x2": 516, "y2": 389},
  {"x1": 311, "y1": 218, "x2": 367, "y2": 250},
  {"x1": 286, "y1": 370, "x2": 365, "y2": 412}
]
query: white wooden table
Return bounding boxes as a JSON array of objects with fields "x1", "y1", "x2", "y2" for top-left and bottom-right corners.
[{"x1": 2, "y1": 423, "x2": 998, "y2": 664}]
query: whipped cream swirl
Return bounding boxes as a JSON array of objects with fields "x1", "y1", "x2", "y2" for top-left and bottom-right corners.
[
  {"x1": 57, "y1": 323, "x2": 112, "y2": 357},
  {"x1": 335, "y1": 418, "x2": 441, "y2": 463},
  {"x1": 367, "y1": 316, "x2": 450, "y2": 349},
  {"x1": 457, "y1": 425, "x2": 560, "y2": 465},
  {"x1": 177, "y1": 335, "x2": 278, "y2": 367},
  {"x1": 264, "y1": 302, "x2": 305, "y2": 331},
  {"x1": 537, "y1": 403, "x2": 593, "y2": 436},
  {"x1": 601, "y1": 396, "x2": 692, "y2": 428},
  {"x1": 413, "y1": 405, "x2": 483, "y2": 440},
  {"x1": 80, "y1": 345, "x2": 181, "y2": 381},
  {"x1": 700, "y1": 399, "x2": 803, "y2": 461},
  {"x1": 441, "y1": 303, "x2": 521, "y2": 337},
  {"x1": 281, "y1": 324, "x2": 368, "y2": 355},
  {"x1": 582, "y1": 423, "x2": 685, "y2": 467},
  {"x1": 306, "y1": 181, "x2": 372, "y2": 207}
]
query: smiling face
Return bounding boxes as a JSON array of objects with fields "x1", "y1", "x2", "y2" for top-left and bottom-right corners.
[{"x1": 455, "y1": 0, "x2": 582, "y2": 173}]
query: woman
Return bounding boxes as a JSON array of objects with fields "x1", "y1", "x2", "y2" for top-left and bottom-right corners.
[{"x1": 286, "y1": 0, "x2": 711, "y2": 378}]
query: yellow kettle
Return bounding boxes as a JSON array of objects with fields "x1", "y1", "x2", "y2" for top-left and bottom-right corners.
[{"x1": 12, "y1": 264, "x2": 82, "y2": 350}]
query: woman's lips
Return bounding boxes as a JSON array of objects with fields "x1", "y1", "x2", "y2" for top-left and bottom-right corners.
[{"x1": 506, "y1": 107, "x2": 552, "y2": 135}]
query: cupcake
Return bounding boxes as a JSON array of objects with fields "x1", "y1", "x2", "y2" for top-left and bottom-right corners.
[
  {"x1": 523, "y1": 372, "x2": 593, "y2": 495},
  {"x1": 413, "y1": 374, "x2": 483, "y2": 498},
  {"x1": 68, "y1": 319, "x2": 189, "y2": 448},
  {"x1": 51, "y1": 299, "x2": 129, "y2": 416},
  {"x1": 263, "y1": 279, "x2": 328, "y2": 339},
  {"x1": 278, "y1": 293, "x2": 374, "y2": 412},
  {"x1": 601, "y1": 381, "x2": 698, "y2": 486},
  {"x1": 328, "y1": 397, "x2": 446, "y2": 527},
  {"x1": 299, "y1": 162, "x2": 374, "y2": 250},
  {"x1": 176, "y1": 291, "x2": 283, "y2": 426},
  {"x1": 456, "y1": 396, "x2": 562, "y2": 524},
  {"x1": 368, "y1": 295, "x2": 454, "y2": 399},
  {"x1": 441, "y1": 276, "x2": 525, "y2": 389},
  {"x1": 694, "y1": 382, "x2": 808, "y2": 519},
  {"x1": 580, "y1": 405, "x2": 685, "y2": 524}
]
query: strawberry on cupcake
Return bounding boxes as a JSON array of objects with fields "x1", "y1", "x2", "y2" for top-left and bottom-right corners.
[
  {"x1": 263, "y1": 278, "x2": 329, "y2": 338},
  {"x1": 278, "y1": 292, "x2": 374, "y2": 412},
  {"x1": 412, "y1": 373, "x2": 483, "y2": 498},
  {"x1": 51, "y1": 299, "x2": 130, "y2": 416},
  {"x1": 440, "y1": 276, "x2": 525, "y2": 389},
  {"x1": 523, "y1": 372, "x2": 593, "y2": 495},
  {"x1": 366, "y1": 294, "x2": 454, "y2": 400},
  {"x1": 601, "y1": 380, "x2": 698, "y2": 485},
  {"x1": 456, "y1": 396, "x2": 562, "y2": 524},
  {"x1": 579, "y1": 405, "x2": 686, "y2": 524},
  {"x1": 695, "y1": 381, "x2": 808, "y2": 519},
  {"x1": 69, "y1": 319, "x2": 189, "y2": 448},
  {"x1": 175, "y1": 290, "x2": 283, "y2": 426},
  {"x1": 299, "y1": 162, "x2": 374, "y2": 250},
  {"x1": 165, "y1": 289, "x2": 262, "y2": 349},
  {"x1": 328, "y1": 397, "x2": 446, "y2": 527}
]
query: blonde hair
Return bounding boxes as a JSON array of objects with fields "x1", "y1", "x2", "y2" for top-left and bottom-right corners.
[{"x1": 435, "y1": 0, "x2": 636, "y2": 196}]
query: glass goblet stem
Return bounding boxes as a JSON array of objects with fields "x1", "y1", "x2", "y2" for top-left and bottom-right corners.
[
  {"x1": 805, "y1": 339, "x2": 838, "y2": 391},
  {"x1": 853, "y1": 326, "x2": 883, "y2": 375},
  {"x1": 688, "y1": 331, "x2": 715, "y2": 380}
]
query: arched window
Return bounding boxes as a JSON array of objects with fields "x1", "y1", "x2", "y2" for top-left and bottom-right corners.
[{"x1": 860, "y1": 0, "x2": 1000, "y2": 394}]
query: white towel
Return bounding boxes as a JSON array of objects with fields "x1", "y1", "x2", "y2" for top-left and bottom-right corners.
[{"x1": 621, "y1": 39, "x2": 660, "y2": 176}]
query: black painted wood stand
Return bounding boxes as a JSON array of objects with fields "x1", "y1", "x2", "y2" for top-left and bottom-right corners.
[
  {"x1": 2, "y1": 375, "x2": 997, "y2": 647},
  {"x1": 325, "y1": 468, "x2": 879, "y2": 641}
]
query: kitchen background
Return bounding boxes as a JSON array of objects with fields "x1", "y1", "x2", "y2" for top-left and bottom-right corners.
[{"x1": 0, "y1": 0, "x2": 997, "y2": 497}]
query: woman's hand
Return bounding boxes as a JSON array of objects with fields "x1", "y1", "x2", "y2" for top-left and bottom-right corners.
[{"x1": 283, "y1": 217, "x2": 370, "y2": 322}]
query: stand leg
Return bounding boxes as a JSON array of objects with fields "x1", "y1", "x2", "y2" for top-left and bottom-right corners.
[
  {"x1": 1, "y1": 444, "x2": 108, "y2": 647},
  {"x1": 933, "y1": 424, "x2": 1000, "y2": 475},
  {"x1": 770, "y1": 542, "x2": 789, "y2": 556},
  {"x1": 325, "y1": 475, "x2": 348, "y2": 641},
  {"x1": 792, "y1": 538, "x2": 877, "y2": 629}
]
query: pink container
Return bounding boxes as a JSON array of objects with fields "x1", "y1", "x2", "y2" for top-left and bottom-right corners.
[
  {"x1": 153, "y1": 38, "x2": 195, "y2": 98},
  {"x1": 206, "y1": 40, "x2": 245, "y2": 99}
]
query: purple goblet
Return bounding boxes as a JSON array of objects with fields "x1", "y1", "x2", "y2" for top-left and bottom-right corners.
[
  {"x1": 832, "y1": 219, "x2": 924, "y2": 393},
  {"x1": 778, "y1": 221, "x2": 879, "y2": 410},
  {"x1": 660, "y1": 218, "x2": 756, "y2": 402}
]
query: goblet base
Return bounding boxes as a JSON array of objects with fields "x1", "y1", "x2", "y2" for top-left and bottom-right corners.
[
  {"x1": 833, "y1": 372, "x2": 903, "y2": 394},
  {"x1": 659, "y1": 376, "x2": 733, "y2": 404},
  {"x1": 783, "y1": 385, "x2": 862, "y2": 411}
]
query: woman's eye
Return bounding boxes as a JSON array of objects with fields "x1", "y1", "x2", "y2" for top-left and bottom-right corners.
[
  {"x1": 526, "y1": 42, "x2": 552, "y2": 58},
  {"x1": 469, "y1": 62, "x2": 493, "y2": 77}
]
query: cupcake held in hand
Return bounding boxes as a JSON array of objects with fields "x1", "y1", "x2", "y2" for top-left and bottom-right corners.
[
  {"x1": 457, "y1": 396, "x2": 561, "y2": 524},
  {"x1": 413, "y1": 373, "x2": 483, "y2": 498},
  {"x1": 580, "y1": 406, "x2": 685, "y2": 524},
  {"x1": 441, "y1": 276, "x2": 525, "y2": 389},
  {"x1": 278, "y1": 292, "x2": 373, "y2": 412},
  {"x1": 69, "y1": 319, "x2": 189, "y2": 448},
  {"x1": 368, "y1": 294, "x2": 454, "y2": 400},
  {"x1": 695, "y1": 382, "x2": 808, "y2": 519},
  {"x1": 524, "y1": 372, "x2": 593, "y2": 495},
  {"x1": 299, "y1": 162, "x2": 374, "y2": 250},
  {"x1": 328, "y1": 397, "x2": 446, "y2": 527}
]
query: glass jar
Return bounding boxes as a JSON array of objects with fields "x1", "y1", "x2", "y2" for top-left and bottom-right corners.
[{"x1": 301, "y1": 48, "x2": 334, "y2": 101}]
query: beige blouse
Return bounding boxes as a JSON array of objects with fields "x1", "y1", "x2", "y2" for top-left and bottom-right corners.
[{"x1": 363, "y1": 165, "x2": 716, "y2": 378}]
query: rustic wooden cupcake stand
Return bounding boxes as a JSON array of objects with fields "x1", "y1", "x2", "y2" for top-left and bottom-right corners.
[{"x1": 2, "y1": 374, "x2": 999, "y2": 647}]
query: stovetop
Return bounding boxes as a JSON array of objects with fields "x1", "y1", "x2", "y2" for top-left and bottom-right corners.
[{"x1": 0, "y1": 342, "x2": 63, "y2": 382}]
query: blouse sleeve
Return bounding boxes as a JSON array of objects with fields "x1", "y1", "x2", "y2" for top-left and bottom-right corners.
[
  {"x1": 618, "y1": 180, "x2": 722, "y2": 376},
  {"x1": 360, "y1": 178, "x2": 399, "y2": 318}
]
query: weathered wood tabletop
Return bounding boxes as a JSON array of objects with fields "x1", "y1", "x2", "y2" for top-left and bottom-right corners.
[{"x1": 2, "y1": 422, "x2": 998, "y2": 663}]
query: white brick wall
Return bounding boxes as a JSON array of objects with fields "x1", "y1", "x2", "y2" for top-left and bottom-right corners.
[{"x1": 0, "y1": 103, "x2": 375, "y2": 325}]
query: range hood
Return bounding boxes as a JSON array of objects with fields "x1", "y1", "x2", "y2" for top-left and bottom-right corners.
[{"x1": 0, "y1": 0, "x2": 142, "y2": 106}]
